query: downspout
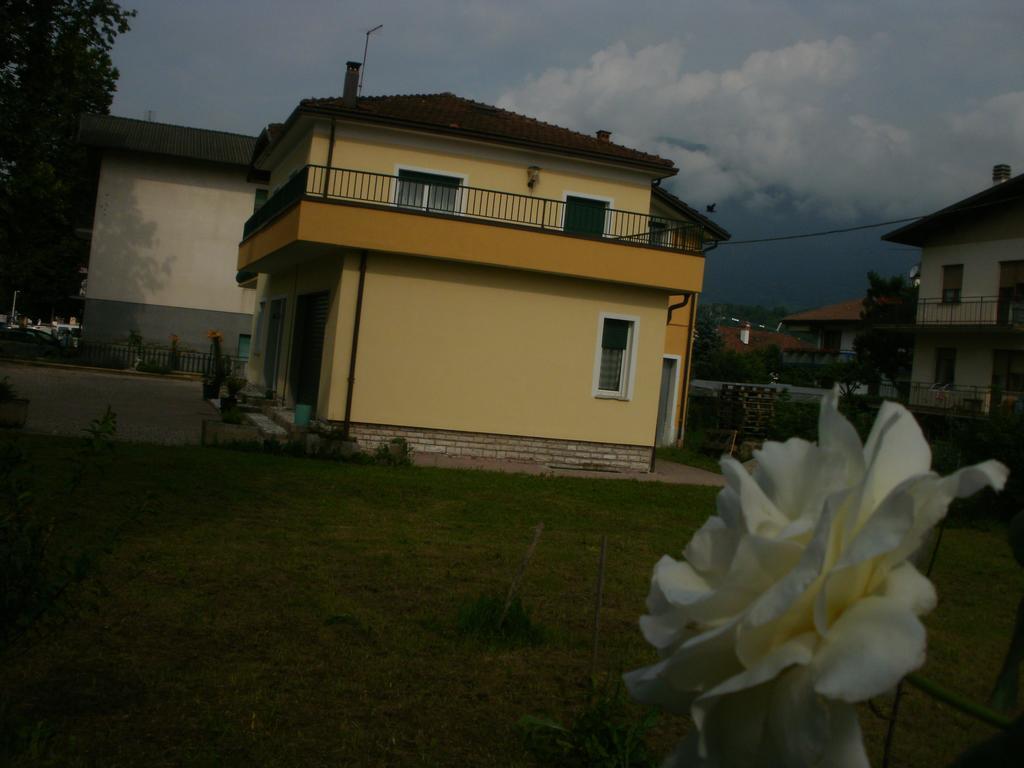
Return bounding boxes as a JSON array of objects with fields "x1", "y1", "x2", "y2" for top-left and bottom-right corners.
[
  {"x1": 650, "y1": 293, "x2": 692, "y2": 472},
  {"x1": 322, "y1": 118, "x2": 336, "y2": 197},
  {"x1": 678, "y1": 296, "x2": 698, "y2": 444},
  {"x1": 341, "y1": 250, "x2": 368, "y2": 440}
]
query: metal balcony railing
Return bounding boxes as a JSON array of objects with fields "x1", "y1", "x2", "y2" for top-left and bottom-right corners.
[
  {"x1": 907, "y1": 382, "x2": 1024, "y2": 415},
  {"x1": 876, "y1": 296, "x2": 1024, "y2": 327},
  {"x1": 243, "y1": 165, "x2": 705, "y2": 252}
]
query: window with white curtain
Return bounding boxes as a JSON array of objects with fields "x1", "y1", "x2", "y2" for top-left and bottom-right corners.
[{"x1": 594, "y1": 315, "x2": 637, "y2": 398}]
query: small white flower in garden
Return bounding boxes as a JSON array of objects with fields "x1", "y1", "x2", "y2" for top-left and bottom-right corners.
[{"x1": 625, "y1": 392, "x2": 1008, "y2": 767}]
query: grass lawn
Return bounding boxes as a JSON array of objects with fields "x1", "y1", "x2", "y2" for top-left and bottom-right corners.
[{"x1": 1, "y1": 434, "x2": 1021, "y2": 766}]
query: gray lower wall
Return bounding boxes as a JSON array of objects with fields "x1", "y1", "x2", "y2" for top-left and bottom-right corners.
[{"x1": 83, "y1": 298, "x2": 252, "y2": 355}]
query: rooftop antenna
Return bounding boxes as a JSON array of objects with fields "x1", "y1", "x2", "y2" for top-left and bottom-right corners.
[
  {"x1": 359, "y1": 24, "x2": 383, "y2": 96},
  {"x1": 145, "y1": 109, "x2": 155, "y2": 122}
]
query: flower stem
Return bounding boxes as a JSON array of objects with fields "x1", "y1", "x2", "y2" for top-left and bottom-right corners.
[{"x1": 904, "y1": 673, "x2": 1013, "y2": 730}]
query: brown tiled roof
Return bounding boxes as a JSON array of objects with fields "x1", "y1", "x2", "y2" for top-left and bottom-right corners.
[
  {"x1": 287, "y1": 93, "x2": 676, "y2": 173},
  {"x1": 783, "y1": 298, "x2": 864, "y2": 324},
  {"x1": 719, "y1": 325, "x2": 814, "y2": 353},
  {"x1": 651, "y1": 186, "x2": 731, "y2": 241},
  {"x1": 78, "y1": 113, "x2": 257, "y2": 167}
]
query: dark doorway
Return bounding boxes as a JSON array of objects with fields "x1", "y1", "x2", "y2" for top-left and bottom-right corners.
[
  {"x1": 290, "y1": 291, "x2": 330, "y2": 411},
  {"x1": 263, "y1": 298, "x2": 286, "y2": 394}
]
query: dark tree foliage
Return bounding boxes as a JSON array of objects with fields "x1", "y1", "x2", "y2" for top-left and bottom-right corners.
[
  {"x1": 0, "y1": 0, "x2": 135, "y2": 319},
  {"x1": 692, "y1": 309, "x2": 723, "y2": 365},
  {"x1": 855, "y1": 270, "x2": 917, "y2": 387}
]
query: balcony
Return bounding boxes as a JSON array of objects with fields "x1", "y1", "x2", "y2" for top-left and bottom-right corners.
[
  {"x1": 906, "y1": 382, "x2": 1024, "y2": 416},
  {"x1": 876, "y1": 296, "x2": 1024, "y2": 329},
  {"x1": 242, "y1": 164, "x2": 704, "y2": 251}
]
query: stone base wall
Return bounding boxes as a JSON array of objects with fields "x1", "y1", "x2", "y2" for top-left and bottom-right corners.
[{"x1": 346, "y1": 422, "x2": 652, "y2": 472}]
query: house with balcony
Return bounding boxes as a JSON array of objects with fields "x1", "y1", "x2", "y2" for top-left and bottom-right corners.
[
  {"x1": 238, "y1": 62, "x2": 728, "y2": 470},
  {"x1": 881, "y1": 164, "x2": 1024, "y2": 416},
  {"x1": 780, "y1": 298, "x2": 863, "y2": 366},
  {"x1": 78, "y1": 114, "x2": 268, "y2": 356}
]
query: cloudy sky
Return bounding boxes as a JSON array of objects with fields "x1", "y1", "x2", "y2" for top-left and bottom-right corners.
[{"x1": 109, "y1": 0, "x2": 1024, "y2": 309}]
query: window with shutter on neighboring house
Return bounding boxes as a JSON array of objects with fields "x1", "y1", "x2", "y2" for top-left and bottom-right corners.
[
  {"x1": 942, "y1": 264, "x2": 963, "y2": 303},
  {"x1": 396, "y1": 169, "x2": 461, "y2": 213},
  {"x1": 564, "y1": 195, "x2": 608, "y2": 236},
  {"x1": 595, "y1": 315, "x2": 636, "y2": 398}
]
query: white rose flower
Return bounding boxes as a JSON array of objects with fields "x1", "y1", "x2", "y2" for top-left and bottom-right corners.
[{"x1": 625, "y1": 393, "x2": 1008, "y2": 767}]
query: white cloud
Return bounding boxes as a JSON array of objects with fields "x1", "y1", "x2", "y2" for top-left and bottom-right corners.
[{"x1": 499, "y1": 38, "x2": 1024, "y2": 220}]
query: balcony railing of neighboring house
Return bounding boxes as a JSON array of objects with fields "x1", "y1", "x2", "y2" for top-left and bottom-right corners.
[
  {"x1": 875, "y1": 296, "x2": 1024, "y2": 327},
  {"x1": 781, "y1": 348, "x2": 857, "y2": 367},
  {"x1": 906, "y1": 381, "x2": 1024, "y2": 416},
  {"x1": 242, "y1": 164, "x2": 705, "y2": 252}
]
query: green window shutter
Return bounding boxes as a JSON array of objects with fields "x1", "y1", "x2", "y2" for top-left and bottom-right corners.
[
  {"x1": 565, "y1": 196, "x2": 607, "y2": 236},
  {"x1": 602, "y1": 318, "x2": 630, "y2": 350}
]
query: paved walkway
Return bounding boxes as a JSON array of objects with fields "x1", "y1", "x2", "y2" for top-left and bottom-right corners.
[
  {"x1": 413, "y1": 451, "x2": 726, "y2": 486},
  {"x1": 0, "y1": 361, "x2": 217, "y2": 444}
]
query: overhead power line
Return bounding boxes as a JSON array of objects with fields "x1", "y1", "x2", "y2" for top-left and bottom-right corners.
[{"x1": 716, "y1": 192, "x2": 1024, "y2": 246}]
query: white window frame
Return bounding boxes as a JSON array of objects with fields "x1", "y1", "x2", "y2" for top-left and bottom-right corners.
[
  {"x1": 592, "y1": 311, "x2": 640, "y2": 400},
  {"x1": 562, "y1": 190, "x2": 614, "y2": 237},
  {"x1": 392, "y1": 164, "x2": 468, "y2": 214}
]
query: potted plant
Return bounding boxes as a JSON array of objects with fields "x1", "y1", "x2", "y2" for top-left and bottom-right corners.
[
  {"x1": 221, "y1": 376, "x2": 246, "y2": 412},
  {"x1": 0, "y1": 377, "x2": 29, "y2": 428},
  {"x1": 202, "y1": 330, "x2": 226, "y2": 400}
]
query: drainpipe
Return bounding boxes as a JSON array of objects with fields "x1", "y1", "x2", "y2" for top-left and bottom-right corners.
[
  {"x1": 651, "y1": 293, "x2": 693, "y2": 472},
  {"x1": 341, "y1": 250, "x2": 368, "y2": 440},
  {"x1": 678, "y1": 296, "x2": 698, "y2": 444},
  {"x1": 322, "y1": 118, "x2": 336, "y2": 197}
]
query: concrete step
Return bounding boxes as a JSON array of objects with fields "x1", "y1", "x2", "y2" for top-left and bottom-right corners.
[
  {"x1": 245, "y1": 412, "x2": 288, "y2": 442},
  {"x1": 269, "y1": 407, "x2": 308, "y2": 438}
]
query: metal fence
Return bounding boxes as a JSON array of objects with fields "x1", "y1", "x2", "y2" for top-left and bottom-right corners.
[
  {"x1": 73, "y1": 341, "x2": 245, "y2": 377},
  {"x1": 907, "y1": 382, "x2": 1024, "y2": 415},
  {"x1": 243, "y1": 164, "x2": 705, "y2": 252},
  {"x1": 876, "y1": 296, "x2": 1024, "y2": 326}
]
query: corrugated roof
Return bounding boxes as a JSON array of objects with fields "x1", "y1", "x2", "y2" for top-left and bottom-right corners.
[
  {"x1": 783, "y1": 298, "x2": 864, "y2": 324},
  {"x1": 78, "y1": 113, "x2": 257, "y2": 167},
  {"x1": 882, "y1": 172, "x2": 1024, "y2": 246},
  {"x1": 274, "y1": 93, "x2": 675, "y2": 173}
]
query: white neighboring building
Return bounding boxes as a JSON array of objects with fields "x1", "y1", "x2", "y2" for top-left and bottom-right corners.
[
  {"x1": 882, "y1": 164, "x2": 1024, "y2": 415},
  {"x1": 78, "y1": 114, "x2": 268, "y2": 355}
]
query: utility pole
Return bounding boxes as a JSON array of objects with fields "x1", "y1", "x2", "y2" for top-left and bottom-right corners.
[
  {"x1": 9, "y1": 290, "x2": 18, "y2": 324},
  {"x1": 359, "y1": 24, "x2": 383, "y2": 96}
]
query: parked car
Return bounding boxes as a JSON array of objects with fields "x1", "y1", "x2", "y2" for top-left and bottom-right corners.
[{"x1": 0, "y1": 327, "x2": 62, "y2": 358}]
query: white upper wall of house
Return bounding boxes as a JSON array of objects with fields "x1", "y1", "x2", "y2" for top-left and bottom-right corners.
[
  {"x1": 86, "y1": 151, "x2": 262, "y2": 315},
  {"x1": 918, "y1": 236, "x2": 1024, "y2": 299}
]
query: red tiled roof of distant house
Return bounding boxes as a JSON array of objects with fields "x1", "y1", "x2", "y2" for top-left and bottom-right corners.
[
  {"x1": 718, "y1": 325, "x2": 815, "y2": 354},
  {"x1": 782, "y1": 298, "x2": 864, "y2": 324}
]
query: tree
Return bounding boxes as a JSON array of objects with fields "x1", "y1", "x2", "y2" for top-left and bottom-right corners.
[
  {"x1": 855, "y1": 271, "x2": 917, "y2": 389},
  {"x1": 692, "y1": 308, "x2": 724, "y2": 367},
  {"x1": 0, "y1": 0, "x2": 135, "y2": 320}
]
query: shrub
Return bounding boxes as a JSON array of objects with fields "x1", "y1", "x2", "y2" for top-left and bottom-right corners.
[
  {"x1": 373, "y1": 437, "x2": 412, "y2": 466},
  {"x1": 226, "y1": 377, "x2": 246, "y2": 396},
  {"x1": 767, "y1": 391, "x2": 818, "y2": 442},
  {"x1": 950, "y1": 412, "x2": 1024, "y2": 521},
  {"x1": 519, "y1": 678, "x2": 659, "y2": 767},
  {"x1": 456, "y1": 594, "x2": 544, "y2": 647}
]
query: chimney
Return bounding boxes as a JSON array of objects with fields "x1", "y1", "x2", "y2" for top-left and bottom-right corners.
[
  {"x1": 343, "y1": 61, "x2": 362, "y2": 108},
  {"x1": 739, "y1": 322, "x2": 751, "y2": 346},
  {"x1": 596, "y1": 129, "x2": 611, "y2": 143},
  {"x1": 993, "y1": 164, "x2": 1011, "y2": 185}
]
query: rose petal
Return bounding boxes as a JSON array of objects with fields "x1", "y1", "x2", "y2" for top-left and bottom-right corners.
[
  {"x1": 813, "y1": 596, "x2": 927, "y2": 701},
  {"x1": 860, "y1": 402, "x2": 931, "y2": 514},
  {"x1": 721, "y1": 457, "x2": 790, "y2": 537},
  {"x1": 879, "y1": 561, "x2": 937, "y2": 616},
  {"x1": 767, "y1": 663, "x2": 830, "y2": 766},
  {"x1": 819, "y1": 700, "x2": 870, "y2": 768}
]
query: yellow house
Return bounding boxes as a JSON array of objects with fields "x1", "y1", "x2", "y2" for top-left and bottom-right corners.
[{"x1": 238, "y1": 62, "x2": 728, "y2": 471}]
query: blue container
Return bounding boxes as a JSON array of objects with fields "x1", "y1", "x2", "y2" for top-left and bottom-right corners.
[{"x1": 294, "y1": 403, "x2": 312, "y2": 427}]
